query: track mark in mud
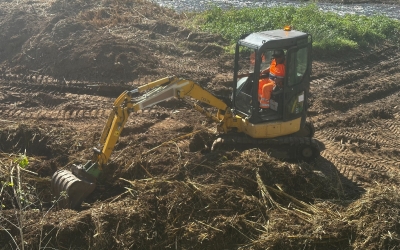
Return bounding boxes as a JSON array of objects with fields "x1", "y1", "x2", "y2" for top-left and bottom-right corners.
[
  {"x1": 0, "y1": 104, "x2": 179, "y2": 124},
  {"x1": 311, "y1": 46, "x2": 400, "y2": 108},
  {"x1": 311, "y1": 75, "x2": 400, "y2": 114},
  {"x1": 163, "y1": 59, "x2": 220, "y2": 77},
  {"x1": 316, "y1": 132, "x2": 399, "y2": 186},
  {"x1": 313, "y1": 44, "x2": 399, "y2": 72},
  {"x1": 318, "y1": 126, "x2": 400, "y2": 149},
  {"x1": 319, "y1": 146, "x2": 392, "y2": 186},
  {"x1": 1, "y1": 107, "x2": 108, "y2": 121},
  {"x1": 0, "y1": 78, "x2": 137, "y2": 98}
]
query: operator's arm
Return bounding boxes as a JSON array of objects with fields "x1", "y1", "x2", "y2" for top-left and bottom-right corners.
[
  {"x1": 260, "y1": 67, "x2": 270, "y2": 76},
  {"x1": 261, "y1": 60, "x2": 273, "y2": 76}
]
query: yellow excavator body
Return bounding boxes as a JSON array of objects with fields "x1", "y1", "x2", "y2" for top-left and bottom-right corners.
[
  {"x1": 226, "y1": 115, "x2": 302, "y2": 139},
  {"x1": 52, "y1": 28, "x2": 320, "y2": 209}
]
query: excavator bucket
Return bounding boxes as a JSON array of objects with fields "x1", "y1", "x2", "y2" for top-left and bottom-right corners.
[{"x1": 51, "y1": 169, "x2": 96, "y2": 209}]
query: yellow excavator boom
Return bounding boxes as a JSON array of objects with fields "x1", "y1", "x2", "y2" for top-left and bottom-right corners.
[
  {"x1": 51, "y1": 76, "x2": 236, "y2": 209},
  {"x1": 97, "y1": 76, "x2": 232, "y2": 167}
]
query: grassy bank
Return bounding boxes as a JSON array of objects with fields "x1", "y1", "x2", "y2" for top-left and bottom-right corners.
[{"x1": 192, "y1": 4, "x2": 400, "y2": 55}]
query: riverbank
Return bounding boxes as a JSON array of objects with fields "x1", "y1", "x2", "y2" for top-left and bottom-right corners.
[
  {"x1": 322, "y1": 0, "x2": 399, "y2": 4},
  {"x1": 153, "y1": 0, "x2": 400, "y2": 20}
]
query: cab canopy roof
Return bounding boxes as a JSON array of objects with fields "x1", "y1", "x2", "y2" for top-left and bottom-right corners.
[{"x1": 238, "y1": 29, "x2": 309, "y2": 50}]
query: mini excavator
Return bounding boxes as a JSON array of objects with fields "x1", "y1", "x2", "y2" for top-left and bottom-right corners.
[{"x1": 52, "y1": 27, "x2": 320, "y2": 209}]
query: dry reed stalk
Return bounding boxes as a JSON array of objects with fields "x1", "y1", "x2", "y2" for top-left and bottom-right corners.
[{"x1": 256, "y1": 171, "x2": 338, "y2": 219}]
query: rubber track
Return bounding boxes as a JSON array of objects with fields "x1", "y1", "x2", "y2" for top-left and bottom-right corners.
[{"x1": 213, "y1": 134, "x2": 320, "y2": 161}]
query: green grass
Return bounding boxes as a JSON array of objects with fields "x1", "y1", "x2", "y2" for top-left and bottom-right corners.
[{"x1": 192, "y1": 4, "x2": 400, "y2": 55}]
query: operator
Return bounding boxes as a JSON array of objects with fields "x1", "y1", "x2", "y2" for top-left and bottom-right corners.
[{"x1": 258, "y1": 50, "x2": 285, "y2": 109}]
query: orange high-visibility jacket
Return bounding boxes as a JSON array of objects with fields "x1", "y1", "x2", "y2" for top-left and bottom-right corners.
[{"x1": 258, "y1": 59, "x2": 285, "y2": 108}]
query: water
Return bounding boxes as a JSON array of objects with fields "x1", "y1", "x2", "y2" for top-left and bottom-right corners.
[{"x1": 152, "y1": 0, "x2": 400, "y2": 20}]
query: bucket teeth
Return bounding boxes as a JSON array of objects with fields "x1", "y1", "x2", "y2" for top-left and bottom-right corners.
[{"x1": 51, "y1": 170, "x2": 96, "y2": 209}]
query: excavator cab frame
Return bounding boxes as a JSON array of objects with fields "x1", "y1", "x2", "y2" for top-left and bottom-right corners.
[{"x1": 232, "y1": 29, "x2": 312, "y2": 128}]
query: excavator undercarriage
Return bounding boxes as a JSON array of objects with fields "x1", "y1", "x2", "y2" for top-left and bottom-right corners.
[
  {"x1": 212, "y1": 134, "x2": 319, "y2": 161},
  {"x1": 212, "y1": 121, "x2": 319, "y2": 162}
]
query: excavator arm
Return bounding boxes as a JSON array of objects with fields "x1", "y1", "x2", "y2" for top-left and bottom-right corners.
[
  {"x1": 97, "y1": 76, "x2": 231, "y2": 169},
  {"x1": 51, "y1": 76, "x2": 233, "y2": 209}
]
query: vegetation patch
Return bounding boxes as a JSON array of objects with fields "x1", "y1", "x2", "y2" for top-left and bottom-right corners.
[{"x1": 192, "y1": 4, "x2": 400, "y2": 56}]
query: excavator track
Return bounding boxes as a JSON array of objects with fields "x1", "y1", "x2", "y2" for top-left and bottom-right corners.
[{"x1": 212, "y1": 134, "x2": 320, "y2": 162}]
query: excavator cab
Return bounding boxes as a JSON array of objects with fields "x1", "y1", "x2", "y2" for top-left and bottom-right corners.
[
  {"x1": 233, "y1": 27, "x2": 312, "y2": 129},
  {"x1": 51, "y1": 27, "x2": 319, "y2": 209}
]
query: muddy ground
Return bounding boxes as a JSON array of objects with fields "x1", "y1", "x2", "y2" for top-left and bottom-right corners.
[{"x1": 0, "y1": 0, "x2": 400, "y2": 249}]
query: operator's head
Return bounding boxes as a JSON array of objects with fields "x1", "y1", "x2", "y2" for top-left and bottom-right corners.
[
  {"x1": 272, "y1": 50, "x2": 285, "y2": 60},
  {"x1": 272, "y1": 50, "x2": 285, "y2": 64}
]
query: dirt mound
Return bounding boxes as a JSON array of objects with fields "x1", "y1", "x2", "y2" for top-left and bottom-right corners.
[{"x1": 0, "y1": 0, "x2": 228, "y2": 83}]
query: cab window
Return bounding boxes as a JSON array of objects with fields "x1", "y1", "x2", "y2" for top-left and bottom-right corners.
[
  {"x1": 234, "y1": 47, "x2": 255, "y2": 115},
  {"x1": 287, "y1": 47, "x2": 308, "y2": 86}
]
